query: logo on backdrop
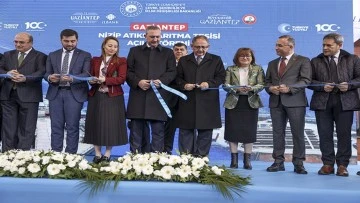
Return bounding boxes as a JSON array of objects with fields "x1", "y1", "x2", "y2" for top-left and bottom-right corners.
[
  {"x1": 278, "y1": 23, "x2": 309, "y2": 33},
  {"x1": 315, "y1": 24, "x2": 340, "y2": 33},
  {"x1": 25, "y1": 22, "x2": 46, "y2": 31},
  {"x1": 242, "y1": 14, "x2": 257, "y2": 25},
  {"x1": 70, "y1": 12, "x2": 100, "y2": 24},
  {"x1": 200, "y1": 14, "x2": 241, "y2": 25},
  {"x1": 120, "y1": 1, "x2": 143, "y2": 17},
  {"x1": 102, "y1": 14, "x2": 119, "y2": 24}
]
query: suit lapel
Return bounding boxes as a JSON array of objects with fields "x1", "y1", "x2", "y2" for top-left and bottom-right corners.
[
  {"x1": 231, "y1": 66, "x2": 241, "y2": 85},
  {"x1": 69, "y1": 49, "x2": 80, "y2": 73},
  {"x1": 18, "y1": 49, "x2": 35, "y2": 70},
  {"x1": 282, "y1": 54, "x2": 297, "y2": 76}
]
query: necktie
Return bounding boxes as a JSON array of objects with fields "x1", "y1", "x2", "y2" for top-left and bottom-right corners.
[
  {"x1": 18, "y1": 52, "x2": 25, "y2": 66},
  {"x1": 278, "y1": 57, "x2": 286, "y2": 77},
  {"x1": 61, "y1": 51, "x2": 70, "y2": 75},
  {"x1": 60, "y1": 51, "x2": 70, "y2": 86},
  {"x1": 329, "y1": 56, "x2": 338, "y2": 83},
  {"x1": 197, "y1": 56, "x2": 202, "y2": 65}
]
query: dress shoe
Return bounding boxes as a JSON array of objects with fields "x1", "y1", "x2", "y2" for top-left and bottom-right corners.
[
  {"x1": 294, "y1": 165, "x2": 307, "y2": 174},
  {"x1": 266, "y1": 162, "x2": 285, "y2": 172},
  {"x1": 101, "y1": 156, "x2": 111, "y2": 163},
  {"x1": 357, "y1": 171, "x2": 360, "y2": 176},
  {"x1": 318, "y1": 165, "x2": 334, "y2": 175},
  {"x1": 336, "y1": 165, "x2": 349, "y2": 177},
  {"x1": 93, "y1": 156, "x2": 102, "y2": 164}
]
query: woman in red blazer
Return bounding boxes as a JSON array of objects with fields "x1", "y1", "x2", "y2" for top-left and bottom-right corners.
[{"x1": 84, "y1": 36, "x2": 128, "y2": 163}]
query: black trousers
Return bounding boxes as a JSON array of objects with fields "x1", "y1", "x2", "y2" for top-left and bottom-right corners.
[
  {"x1": 129, "y1": 119, "x2": 164, "y2": 153},
  {"x1": 1, "y1": 90, "x2": 39, "y2": 152},
  {"x1": 179, "y1": 129, "x2": 213, "y2": 156},
  {"x1": 315, "y1": 94, "x2": 353, "y2": 167}
]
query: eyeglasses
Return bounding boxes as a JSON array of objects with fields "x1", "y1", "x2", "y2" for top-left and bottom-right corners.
[
  {"x1": 239, "y1": 55, "x2": 252, "y2": 58},
  {"x1": 14, "y1": 40, "x2": 28, "y2": 44},
  {"x1": 275, "y1": 44, "x2": 290, "y2": 47},
  {"x1": 148, "y1": 36, "x2": 160, "y2": 39},
  {"x1": 193, "y1": 45, "x2": 209, "y2": 50}
]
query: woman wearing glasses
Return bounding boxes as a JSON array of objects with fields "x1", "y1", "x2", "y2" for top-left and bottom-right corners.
[
  {"x1": 84, "y1": 36, "x2": 128, "y2": 163},
  {"x1": 223, "y1": 47, "x2": 265, "y2": 169}
]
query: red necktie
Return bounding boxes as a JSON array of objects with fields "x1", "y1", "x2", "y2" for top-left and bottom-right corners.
[{"x1": 278, "y1": 57, "x2": 286, "y2": 77}]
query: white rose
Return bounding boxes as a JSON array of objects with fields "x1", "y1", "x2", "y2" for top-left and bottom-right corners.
[
  {"x1": 47, "y1": 164, "x2": 60, "y2": 176},
  {"x1": 18, "y1": 167, "x2": 26, "y2": 174}
]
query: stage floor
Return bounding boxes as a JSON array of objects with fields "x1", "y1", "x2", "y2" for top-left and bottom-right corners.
[{"x1": 1, "y1": 160, "x2": 359, "y2": 203}]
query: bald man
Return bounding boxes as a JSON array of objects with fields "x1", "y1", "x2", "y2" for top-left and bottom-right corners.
[{"x1": 0, "y1": 32, "x2": 46, "y2": 152}]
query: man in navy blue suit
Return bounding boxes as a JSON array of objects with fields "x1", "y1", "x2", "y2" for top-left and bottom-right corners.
[{"x1": 44, "y1": 29, "x2": 91, "y2": 154}]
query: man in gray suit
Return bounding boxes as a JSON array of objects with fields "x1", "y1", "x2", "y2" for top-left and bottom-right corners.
[
  {"x1": 44, "y1": 29, "x2": 91, "y2": 154},
  {"x1": 0, "y1": 32, "x2": 46, "y2": 152},
  {"x1": 265, "y1": 35, "x2": 311, "y2": 174}
]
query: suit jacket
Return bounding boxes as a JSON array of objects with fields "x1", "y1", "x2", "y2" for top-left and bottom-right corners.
[
  {"x1": 265, "y1": 54, "x2": 311, "y2": 108},
  {"x1": 44, "y1": 48, "x2": 91, "y2": 103},
  {"x1": 175, "y1": 52, "x2": 226, "y2": 129},
  {"x1": 126, "y1": 43, "x2": 177, "y2": 121},
  {"x1": 223, "y1": 64, "x2": 265, "y2": 109},
  {"x1": 309, "y1": 49, "x2": 360, "y2": 111},
  {"x1": 0, "y1": 49, "x2": 46, "y2": 102},
  {"x1": 88, "y1": 56, "x2": 127, "y2": 97}
]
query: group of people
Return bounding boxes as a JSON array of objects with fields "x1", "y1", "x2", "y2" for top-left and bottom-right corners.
[
  {"x1": 0, "y1": 27, "x2": 360, "y2": 176},
  {"x1": 222, "y1": 33, "x2": 360, "y2": 177}
]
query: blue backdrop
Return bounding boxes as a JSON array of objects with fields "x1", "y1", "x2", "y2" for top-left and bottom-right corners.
[{"x1": 0, "y1": 0, "x2": 354, "y2": 114}]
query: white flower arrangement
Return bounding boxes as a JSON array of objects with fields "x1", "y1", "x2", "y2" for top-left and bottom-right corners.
[{"x1": 0, "y1": 150, "x2": 250, "y2": 200}]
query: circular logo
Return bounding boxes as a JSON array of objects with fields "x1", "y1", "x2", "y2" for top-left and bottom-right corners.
[
  {"x1": 278, "y1": 23, "x2": 292, "y2": 33},
  {"x1": 242, "y1": 14, "x2": 257, "y2": 25},
  {"x1": 120, "y1": 1, "x2": 143, "y2": 17}
]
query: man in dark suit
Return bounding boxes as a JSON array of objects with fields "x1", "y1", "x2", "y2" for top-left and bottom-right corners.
[
  {"x1": 163, "y1": 43, "x2": 188, "y2": 154},
  {"x1": 0, "y1": 32, "x2": 46, "y2": 152},
  {"x1": 126, "y1": 25, "x2": 176, "y2": 153},
  {"x1": 309, "y1": 33, "x2": 360, "y2": 177},
  {"x1": 44, "y1": 29, "x2": 91, "y2": 154},
  {"x1": 176, "y1": 35, "x2": 226, "y2": 157},
  {"x1": 265, "y1": 35, "x2": 311, "y2": 174}
]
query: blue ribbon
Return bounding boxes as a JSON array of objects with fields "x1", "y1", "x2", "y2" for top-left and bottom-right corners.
[
  {"x1": 150, "y1": 81, "x2": 172, "y2": 118},
  {"x1": 68, "y1": 74, "x2": 96, "y2": 81},
  {"x1": 0, "y1": 74, "x2": 11, "y2": 78},
  {"x1": 160, "y1": 82, "x2": 187, "y2": 100}
]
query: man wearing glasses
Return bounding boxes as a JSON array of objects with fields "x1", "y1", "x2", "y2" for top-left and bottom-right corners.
[
  {"x1": 126, "y1": 25, "x2": 176, "y2": 153},
  {"x1": 265, "y1": 35, "x2": 311, "y2": 174},
  {"x1": 175, "y1": 35, "x2": 225, "y2": 157},
  {"x1": 0, "y1": 32, "x2": 46, "y2": 152}
]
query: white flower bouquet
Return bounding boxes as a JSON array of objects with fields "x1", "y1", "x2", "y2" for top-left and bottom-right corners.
[{"x1": 0, "y1": 150, "x2": 250, "y2": 200}]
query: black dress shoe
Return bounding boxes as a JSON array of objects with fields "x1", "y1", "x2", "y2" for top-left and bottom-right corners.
[
  {"x1": 93, "y1": 156, "x2": 102, "y2": 164},
  {"x1": 294, "y1": 165, "x2": 308, "y2": 174},
  {"x1": 357, "y1": 171, "x2": 360, "y2": 176},
  {"x1": 266, "y1": 162, "x2": 285, "y2": 172},
  {"x1": 101, "y1": 156, "x2": 110, "y2": 163}
]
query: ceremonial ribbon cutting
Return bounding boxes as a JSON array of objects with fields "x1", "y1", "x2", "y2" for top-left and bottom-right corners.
[{"x1": 150, "y1": 80, "x2": 187, "y2": 118}]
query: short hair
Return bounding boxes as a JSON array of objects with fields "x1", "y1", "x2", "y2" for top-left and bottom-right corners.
[
  {"x1": 279, "y1": 35, "x2": 295, "y2": 47},
  {"x1": 233, "y1": 47, "x2": 256, "y2": 66},
  {"x1": 173, "y1": 42, "x2": 187, "y2": 49},
  {"x1": 145, "y1": 25, "x2": 160, "y2": 34},
  {"x1": 191, "y1": 35, "x2": 209, "y2": 45},
  {"x1": 60, "y1": 29, "x2": 78, "y2": 39},
  {"x1": 323, "y1": 33, "x2": 344, "y2": 45},
  {"x1": 17, "y1": 32, "x2": 33, "y2": 43}
]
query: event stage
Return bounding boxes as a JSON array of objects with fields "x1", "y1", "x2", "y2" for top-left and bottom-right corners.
[{"x1": 1, "y1": 161, "x2": 359, "y2": 203}]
